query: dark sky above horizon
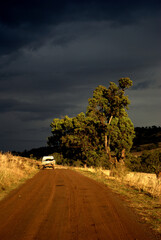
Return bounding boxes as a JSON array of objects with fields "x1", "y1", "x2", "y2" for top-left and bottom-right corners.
[{"x1": 0, "y1": 0, "x2": 161, "y2": 152}]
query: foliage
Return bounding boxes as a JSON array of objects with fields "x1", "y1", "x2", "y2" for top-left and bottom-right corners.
[
  {"x1": 86, "y1": 78, "x2": 134, "y2": 161},
  {"x1": 139, "y1": 150, "x2": 161, "y2": 174},
  {"x1": 125, "y1": 154, "x2": 142, "y2": 172},
  {"x1": 109, "y1": 111, "x2": 135, "y2": 160},
  {"x1": 48, "y1": 78, "x2": 135, "y2": 167},
  {"x1": 125, "y1": 150, "x2": 161, "y2": 174},
  {"x1": 73, "y1": 160, "x2": 84, "y2": 167},
  {"x1": 49, "y1": 152, "x2": 64, "y2": 165},
  {"x1": 87, "y1": 78, "x2": 132, "y2": 123}
]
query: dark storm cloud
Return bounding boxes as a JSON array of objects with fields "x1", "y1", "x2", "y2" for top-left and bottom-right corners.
[
  {"x1": 1, "y1": 0, "x2": 160, "y2": 27},
  {"x1": 0, "y1": 98, "x2": 20, "y2": 113},
  {"x1": 0, "y1": 0, "x2": 160, "y2": 56},
  {"x1": 0, "y1": 23, "x2": 49, "y2": 55},
  {"x1": 1, "y1": 16, "x2": 160, "y2": 92},
  {"x1": 0, "y1": 96, "x2": 79, "y2": 119},
  {"x1": 0, "y1": 0, "x2": 161, "y2": 151},
  {"x1": 133, "y1": 80, "x2": 153, "y2": 90}
]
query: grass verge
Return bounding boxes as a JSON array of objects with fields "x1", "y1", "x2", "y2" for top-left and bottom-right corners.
[
  {"x1": 73, "y1": 167, "x2": 161, "y2": 235},
  {"x1": 0, "y1": 152, "x2": 39, "y2": 200}
]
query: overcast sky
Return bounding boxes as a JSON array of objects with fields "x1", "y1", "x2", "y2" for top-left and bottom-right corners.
[{"x1": 0, "y1": 0, "x2": 161, "y2": 152}]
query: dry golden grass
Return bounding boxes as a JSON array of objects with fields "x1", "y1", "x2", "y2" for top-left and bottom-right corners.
[
  {"x1": 0, "y1": 152, "x2": 39, "y2": 199},
  {"x1": 76, "y1": 165, "x2": 161, "y2": 198},
  {"x1": 122, "y1": 172, "x2": 161, "y2": 198}
]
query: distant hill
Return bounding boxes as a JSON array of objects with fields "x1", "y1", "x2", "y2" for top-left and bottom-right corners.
[
  {"x1": 13, "y1": 146, "x2": 54, "y2": 160},
  {"x1": 132, "y1": 126, "x2": 161, "y2": 151}
]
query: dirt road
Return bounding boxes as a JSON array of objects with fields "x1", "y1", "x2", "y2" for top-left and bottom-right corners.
[{"x1": 0, "y1": 169, "x2": 159, "y2": 240}]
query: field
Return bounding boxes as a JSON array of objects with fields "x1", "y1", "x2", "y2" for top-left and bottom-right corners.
[{"x1": 0, "y1": 152, "x2": 39, "y2": 200}]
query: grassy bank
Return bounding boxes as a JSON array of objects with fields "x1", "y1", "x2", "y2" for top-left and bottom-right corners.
[
  {"x1": 0, "y1": 152, "x2": 39, "y2": 200},
  {"x1": 73, "y1": 167, "x2": 161, "y2": 235}
]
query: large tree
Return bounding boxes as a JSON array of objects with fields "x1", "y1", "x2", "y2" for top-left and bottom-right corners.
[
  {"x1": 48, "y1": 78, "x2": 134, "y2": 166},
  {"x1": 86, "y1": 78, "x2": 133, "y2": 162}
]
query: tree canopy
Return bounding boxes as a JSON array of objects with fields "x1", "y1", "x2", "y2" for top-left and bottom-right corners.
[
  {"x1": 48, "y1": 78, "x2": 135, "y2": 167},
  {"x1": 86, "y1": 78, "x2": 134, "y2": 162}
]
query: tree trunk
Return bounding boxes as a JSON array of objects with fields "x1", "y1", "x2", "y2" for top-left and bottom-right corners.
[
  {"x1": 105, "y1": 134, "x2": 112, "y2": 163},
  {"x1": 120, "y1": 148, "x2": 125, "y2": 164},
  {"x1": 121, "y1": 148, "x2": 125, "y2": 159},
  {"x1": 108, "y1": 115, "x2": 113, "y2": 125},
  {"x1": 105, "y1": 115, "x2": 113, "y2": 163}
]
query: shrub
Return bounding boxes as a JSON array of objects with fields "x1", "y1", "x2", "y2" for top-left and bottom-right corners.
[
  {"x1": 139, "y1": 150, "x2": 161, "y2": 174},
  {"x1": 125, "y1": 154, "x2": 142, "y2": 172},
  {"x1": 73, "y1": 160, "x2": 83, "y2": 167},
  {"x1": 51, "y1": 152, "x2": 64, "y2": 165}
]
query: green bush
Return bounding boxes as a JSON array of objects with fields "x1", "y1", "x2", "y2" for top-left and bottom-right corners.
[
  {"x1": 86, "y1": 150, "x2": 99, "y2": 167},
  {"x1": 50, "y1": 152, "x2": 63, "y2": 165},
  {"x1": 125, "y1": 154, "x2": 142, "y2": 172},
  {"x1": 85, "y1": 151, "x2": 111, "y2": 168},
  {"x1": 99, "y1": 153, "x2": 111, "y2": 169},
  {"x1": 125, "y1": 150, "x2": 161, "y2": 174},
  {"x1": 139, "y1": 150, "x2": 161, "y2": 173},
  {"x1": 73, "y1": 160, "x2": 83, "y2": 167}
]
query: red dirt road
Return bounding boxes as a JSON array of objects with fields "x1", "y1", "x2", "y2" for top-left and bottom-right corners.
[{"x1": 0, "y1": 169, "x2": 159, "y2": 240}]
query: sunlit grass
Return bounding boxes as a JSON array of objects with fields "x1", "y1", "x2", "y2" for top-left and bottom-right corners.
[{"x1": 0, "y1": 152, "x2": 39, "y2": 200}]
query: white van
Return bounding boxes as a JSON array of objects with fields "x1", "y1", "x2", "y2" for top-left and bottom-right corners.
[{"x1": 42, "y1": 156, "x2": 55, "y2": 169}]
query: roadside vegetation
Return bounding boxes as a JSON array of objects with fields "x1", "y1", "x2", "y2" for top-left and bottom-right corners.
[{"x1": 0, "y1": 152, "x2": 39, "y2": 200}]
